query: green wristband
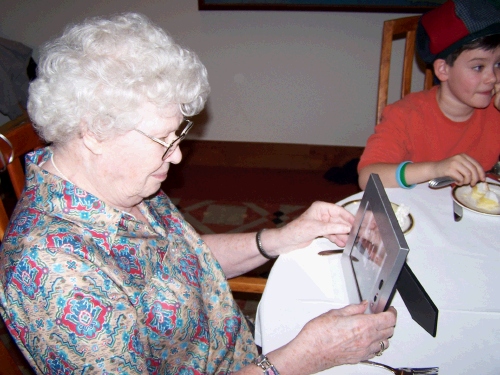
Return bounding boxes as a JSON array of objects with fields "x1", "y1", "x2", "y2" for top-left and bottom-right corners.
[{"x1": 396, "y1": 161, "x2": 416, "y2": 189}]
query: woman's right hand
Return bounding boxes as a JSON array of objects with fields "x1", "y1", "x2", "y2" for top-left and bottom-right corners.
[{"x1": 268, "y1": 302, "x2": 397, "y2": 375}]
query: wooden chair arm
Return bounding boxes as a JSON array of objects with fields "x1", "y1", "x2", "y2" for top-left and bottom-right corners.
[{"x1": 228, "y1": 276, "x2": 267, "y2": 294}]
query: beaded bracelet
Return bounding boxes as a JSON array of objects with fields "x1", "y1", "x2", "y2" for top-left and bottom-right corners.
[
  {"x1": 253, "y1": 354, "x2": 281, "y2": 375},
  {"x1": 256, "y1": 229, "x2": 277, "y2": 260},
  {"x1": 396, "y1": 161, "x2": 416, "y2": 189}
]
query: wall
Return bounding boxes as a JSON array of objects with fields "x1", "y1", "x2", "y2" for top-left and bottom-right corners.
[{"x1": 0, "y1": 0, "x2": 426, "y2": 147}]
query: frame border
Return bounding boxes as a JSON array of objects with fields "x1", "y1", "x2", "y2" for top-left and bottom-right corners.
[{"x1": 198, "y1": 0, "x2": 440, "y2": 13}]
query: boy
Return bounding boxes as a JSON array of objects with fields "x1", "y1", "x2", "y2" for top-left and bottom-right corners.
[{"x1": 358, "y1": 0, "x2": 500, "y2": 190}]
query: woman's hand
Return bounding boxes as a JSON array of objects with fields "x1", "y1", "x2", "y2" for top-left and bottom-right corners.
[
  {"x1": 268, "y1": 302, "x2": 397, "y2": 375},
  {"x1": 271, "y1": 201, "x2": 354, "y2": 255}
]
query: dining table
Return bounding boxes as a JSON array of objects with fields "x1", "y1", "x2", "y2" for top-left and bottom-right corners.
[{"x1": 254, "y1": 179, "x2": 500, "y2": 375}]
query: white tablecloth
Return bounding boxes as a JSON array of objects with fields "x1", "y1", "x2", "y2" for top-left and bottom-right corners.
[{"x1": 255, "y1": 182, "x2": 500, "y2": 374}]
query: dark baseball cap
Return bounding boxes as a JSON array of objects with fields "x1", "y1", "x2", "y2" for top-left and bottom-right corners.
[{"x1": 416, "y1": 0, "x2": 500, "y2": 64}]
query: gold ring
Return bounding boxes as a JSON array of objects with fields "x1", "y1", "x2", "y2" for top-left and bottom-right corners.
[{"x1": 375, "y1": 341, "x2": 385, "y2": 356}]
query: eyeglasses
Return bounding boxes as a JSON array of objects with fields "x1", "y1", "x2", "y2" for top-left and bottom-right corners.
[{"x1": 135, "y1": 119, "x2": 193, "y2": 160}]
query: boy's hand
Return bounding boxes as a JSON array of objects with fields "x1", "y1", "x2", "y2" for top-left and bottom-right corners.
[
  {"x1": 434, "y1": 154, "x2": 485, "y2": 186},
  {"x1": 494, "y1": 83, "x2": 500, "y2": 110}
]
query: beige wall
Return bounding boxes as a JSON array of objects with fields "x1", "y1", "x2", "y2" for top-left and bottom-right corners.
[{"x1": 0, "y1": 0, "x2": 425, "y2": 146}]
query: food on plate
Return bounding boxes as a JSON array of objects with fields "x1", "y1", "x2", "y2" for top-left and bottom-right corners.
[
  {"x1": 463, "y1": 182, "x2": 500, "y2": 210},
  {"x1": 477, "y1": 191, "x2": 500, "y2": 210},
  {"x1": 343, "y1": 200, "x2": 412, "y2": 232},
  {"x1": 471, "y1": 182, "x2": 490, "y2": 200},
  {"x1": 394, "y1": 203, "x2": 410, "y2": 228}
]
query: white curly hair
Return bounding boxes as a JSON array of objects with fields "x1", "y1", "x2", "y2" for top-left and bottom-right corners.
[{"x1": 28, "y1": 12, "x2": 210, "y2": 144}]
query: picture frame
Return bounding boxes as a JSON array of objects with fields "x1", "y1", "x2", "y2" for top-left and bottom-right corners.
[
  {"x1": 198, "y1": 0, "x2": 444, "y2": 13},
  {"x1": 341, "y1": 173, "x2": 409, "y2": 314}
]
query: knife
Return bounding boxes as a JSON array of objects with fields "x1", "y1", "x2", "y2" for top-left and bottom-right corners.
[
  {"x1": 453, "y1": 200, "x2": 463, "y2": 222},
  {"x1": 318, "y1": 249, "x2": 344, "y2": 256}
]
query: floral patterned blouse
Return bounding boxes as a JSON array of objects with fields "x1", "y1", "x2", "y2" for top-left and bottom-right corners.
[{"x1": 0, "y1": 148, "x2": 257, "y2": 374}]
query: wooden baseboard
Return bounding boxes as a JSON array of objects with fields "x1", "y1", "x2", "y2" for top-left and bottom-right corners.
[{"x1": 180, "y1": 140, "x2": 363, "y2": 171}]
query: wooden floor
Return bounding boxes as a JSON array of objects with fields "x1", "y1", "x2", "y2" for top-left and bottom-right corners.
[
  {"x1": 163, "y1": 164, "x2": 360, "y2": 206},
  {"x1": 162, "y1": 139, "x2": 362, "y2": 204}
]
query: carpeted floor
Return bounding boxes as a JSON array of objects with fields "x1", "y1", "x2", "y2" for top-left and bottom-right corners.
[{"x1": 170, "y1": 198, "x2": 306, "y2": 234}]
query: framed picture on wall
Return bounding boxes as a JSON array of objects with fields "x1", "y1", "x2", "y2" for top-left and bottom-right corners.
[{"x1": 198, "y1": 0, "x2": 445, "y2": 12}]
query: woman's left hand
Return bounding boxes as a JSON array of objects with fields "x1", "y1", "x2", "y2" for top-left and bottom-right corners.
[{"x1": 272, "y1": 201, "x2": 354, "y2": 255}]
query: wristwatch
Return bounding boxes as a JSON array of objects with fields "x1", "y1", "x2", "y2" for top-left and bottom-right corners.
[{"x1": 252, "y1": 354, "x2": 280, "y2": 375}]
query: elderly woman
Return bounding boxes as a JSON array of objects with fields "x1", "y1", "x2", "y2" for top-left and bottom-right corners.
[{"x1": 0, "y1": 13, "x2": 396, "y2": 375}]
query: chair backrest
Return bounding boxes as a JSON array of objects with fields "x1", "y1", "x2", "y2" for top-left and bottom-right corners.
[
  {"x1": 0, "y1": 114, "x2": 45, "y2": 241},
  {"x1": 0, "y1": 318, "x2": 30, "y2": 375},
  {"x1": 0, "y1": 199, "x2": 9, "y2": 242},
  {"x1": 0, "y1": 114, "x2": 43, "y2": 375},
  {"x1": 0, "y1": 345, "x2": 24, "y2": 375},
  {"x1": 376, "y1": 15, "x2": 434, "y2": 125},
  {"x1": 0, "y1": 114, "x2": 45, "y2": 200}
]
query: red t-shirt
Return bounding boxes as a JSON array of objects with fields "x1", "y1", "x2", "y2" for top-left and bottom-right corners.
[{"x1": 358, "y1": 86, "x2": 500, "y2": 172}]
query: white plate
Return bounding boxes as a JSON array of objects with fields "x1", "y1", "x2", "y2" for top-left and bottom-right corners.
[
  {"x1": 452, "y1": 183, "x2": 500, "y2": 216},
  {"x1": 315, "y1": 363, "x2": 398, "y2": 374},
  {"x1": 341, "y1": 200, "x2": 414, "y2": 234}
]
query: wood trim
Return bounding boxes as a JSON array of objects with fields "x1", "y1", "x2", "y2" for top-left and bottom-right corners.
[
  {"x1": 198, "y1": 0, "x2": 435, "y2": 13},
  {"x1": 180, "y1": 140, "x2": 363, "y2": 171},
  {"x1": 228, "y1": 276, "x2": 266, "y2": 294},
  {"x1": 1, "y1": 119, "x2": 45, "y2": 199},
  {"x1": 0, "y1": 199, "x2": 9, "y2": 241}
]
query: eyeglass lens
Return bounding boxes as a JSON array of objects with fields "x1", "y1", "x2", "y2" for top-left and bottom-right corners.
[{"x1": 163, "y1": 119, "x2": 192, "y2": 159}]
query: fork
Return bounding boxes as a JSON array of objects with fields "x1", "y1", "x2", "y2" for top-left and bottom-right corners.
[
  {"x1": 428, "y1": 176, "x2": 455, "y2": 189},
  {"x1": 486, "y1": 160, "x2": 500, "y2": 182},
  {"x1": 361, "y1": 360, "x2": 439, "y2": 374},
  {"x1": 488, "y1": 160, "x2": 500, "y2": 175}
]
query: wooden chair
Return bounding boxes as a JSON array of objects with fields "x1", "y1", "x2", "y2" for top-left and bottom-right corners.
[
  {"x1": 0, "y1": 114, "x2": 45, "y2": 241},
  {"x1": 228, "y1": 243, "x2": 272, "y2": 295},
  {"x1": 228, "y1": 275, "x2": 267, "y2": 294},
  {"x1": 0, "y1": 113, "x2": 45, "y2": 200},
  {"x1": 376, "y1": 15, "x2": 434, "y2": 125},
  {"x1": 0, "y1": 317, "x2": 29, "y2": 375},
  {"x1": 0, "y1": 113, "x2": 44, "y2": 375},
  {"x1": 0, "y1": 199, "x2": 9, "y2": 242}
]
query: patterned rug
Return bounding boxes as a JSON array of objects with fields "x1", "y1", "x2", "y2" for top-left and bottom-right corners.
[{"x1": 170, "y1": 198, "x2": 306, "y2": 233}]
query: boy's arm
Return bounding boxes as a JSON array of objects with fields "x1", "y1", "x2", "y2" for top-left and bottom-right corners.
[
  {"x1": 358, "y1": 162, "x2": 435, "y2": 190},
  {"x1": 358, "y1": 155, "x2": 485, "y2": 190},
  {"x1": 359, "y1": 163, "x2": 400, "y2": 189}
]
